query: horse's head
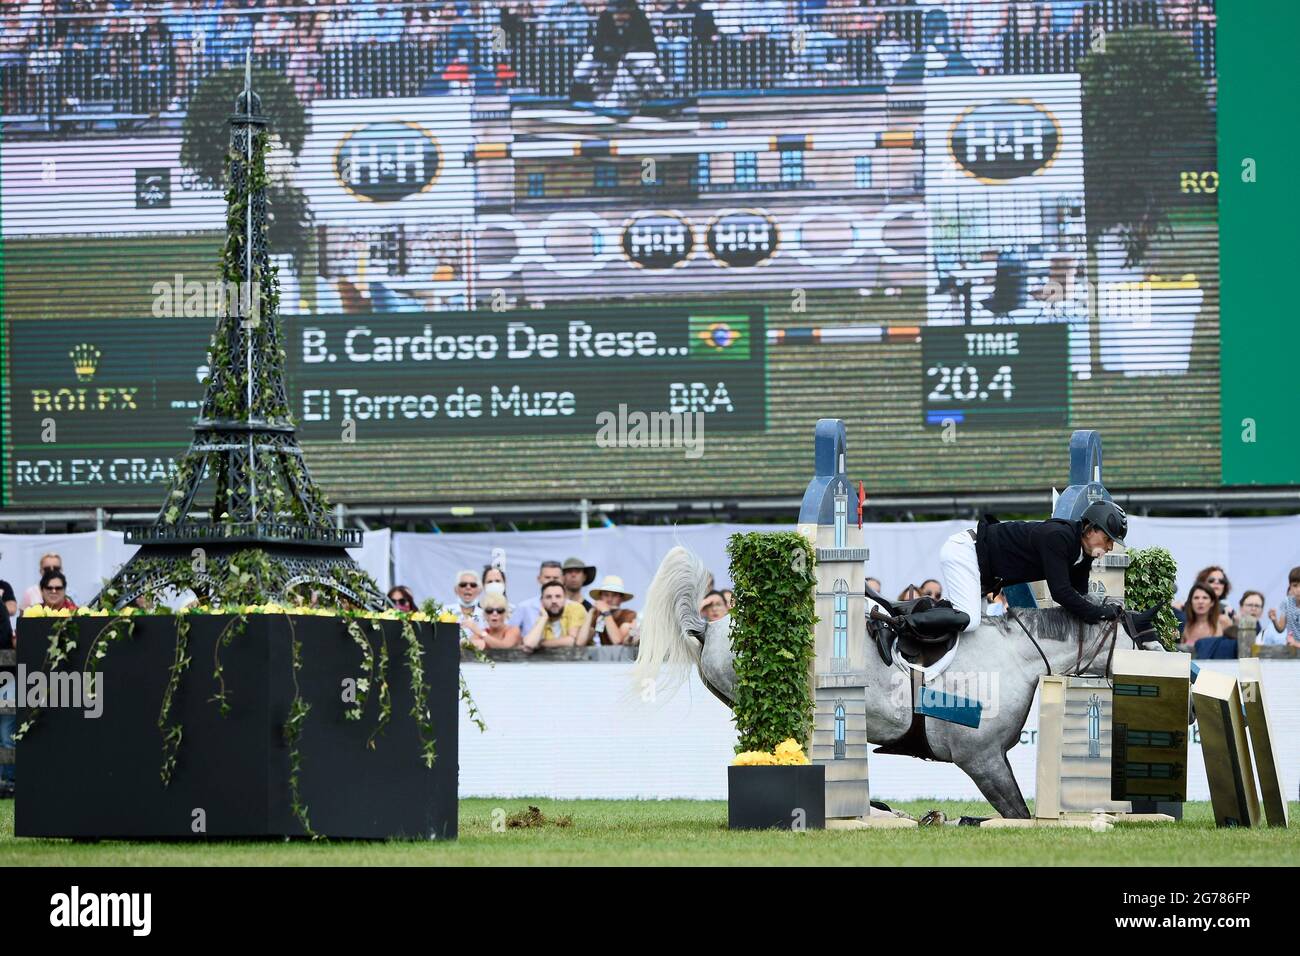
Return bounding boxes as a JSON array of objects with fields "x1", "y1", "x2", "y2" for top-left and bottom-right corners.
[
  {"x1": 1120, "y1": 604, "x2": 1168, "y2": 652},
  {"x1": 698, "y1": 613, "x2": 737, "y2": 706}
]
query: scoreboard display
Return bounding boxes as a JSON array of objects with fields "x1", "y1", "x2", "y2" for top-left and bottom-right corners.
[
  {"x1": 921, "y1": 326, "x2": 1069, "y2": 429},
  {"x1": 5, "y1": 305, "x2": 765, "y2": 504},
  {"x1": 0, "y1": 6, "x2": 1222, "y2": 506}
]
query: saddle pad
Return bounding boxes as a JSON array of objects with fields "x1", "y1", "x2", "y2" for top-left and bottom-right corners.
[{"x1": 893, "y1": 636, "x2": 962, "y2": 682}]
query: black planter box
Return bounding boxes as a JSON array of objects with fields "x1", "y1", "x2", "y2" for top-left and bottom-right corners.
[
  {"x1": 15, "y1": 615, "x2": 459, "y2": 840},
  {"x1": 728, "y1": 765, "x2": 826, "y2": 830}
]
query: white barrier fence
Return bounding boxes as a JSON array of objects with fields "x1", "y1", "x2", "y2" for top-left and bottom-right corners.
[
  {"x1": 457, "y1": 660, "x2": 1299, "y2": 802},
  {"x1": 5, "y1": 515, "x2": 1300, "y2": 616}
]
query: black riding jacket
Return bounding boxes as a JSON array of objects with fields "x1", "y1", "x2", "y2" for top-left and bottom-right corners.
[
  {"x1": 593, "y1": 8, "x2": 657, "y2": 64},
  {"x1": 975, "y1": 518, "x2": 1105, "y2": 623}
]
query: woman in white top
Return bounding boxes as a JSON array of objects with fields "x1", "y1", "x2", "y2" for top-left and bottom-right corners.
[{"x1": 451, "y1": 570, "x2": 485, "y2": 646}]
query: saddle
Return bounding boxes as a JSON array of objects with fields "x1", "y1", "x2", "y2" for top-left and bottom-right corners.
[{"x1": 865, "y1": 584, "x2": 970, "y2": 668}]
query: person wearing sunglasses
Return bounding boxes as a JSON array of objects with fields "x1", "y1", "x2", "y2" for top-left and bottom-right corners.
[
  {"x1": 477, "y1": 593, "x2": 521, "y2": 650},
  {"x1": 1174, "y1": 565, "x2": 1236, "y2": 632},
  {"x1": 451, "y1": 570, "x2": 487, "y2": 647},
  {"x1": 451, "y1": 570, "x2": 482, "y2": 611},
  {"x1": 37, "y1": 569, "x2": 77, "y2": 614},
  {"x1": 1196, "y1": 566, "x2": 1235, "y2": 622},
  {"x1": 21, "y1": 553, "x2": 63, "y2": 610},
  {"x1": 387, "y1": 586, "x2": 417, "y2": 612}
]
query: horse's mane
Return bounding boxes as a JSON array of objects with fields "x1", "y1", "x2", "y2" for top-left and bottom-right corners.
[{"x1": 986, "y1": 606, "x2": 1098, "y2": 644}]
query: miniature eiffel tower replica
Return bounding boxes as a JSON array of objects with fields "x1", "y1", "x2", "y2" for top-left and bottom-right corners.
[{"x1": 96, "y1": 60, "x2": 383, "y2": 610}]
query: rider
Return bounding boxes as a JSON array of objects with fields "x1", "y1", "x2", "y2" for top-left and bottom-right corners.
[
  {"x1": 571, "y1": 0, "x2": 662, "y2": 104},
  {"x1": 939, "y1": 500, "x2": 1130, "y2": 633}
]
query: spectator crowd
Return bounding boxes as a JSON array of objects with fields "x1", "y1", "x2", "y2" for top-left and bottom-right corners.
[
  {"x1": 0, "y1": 0, "x2": 1216, "y2": 118},
  {"x1": 381, "y1": 554, "x2": 744, "y2": 655},
  {"x1": 866, "y1": 560, "x2": 1300, "y2": 659}
]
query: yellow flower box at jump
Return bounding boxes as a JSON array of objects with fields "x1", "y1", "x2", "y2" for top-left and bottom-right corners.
[
  {"x1": 731, "y1": 738, "x2": 811, "y2": 767},
  {"x1": 23, "y1": 606, "x2": 72, "y2": 618}
]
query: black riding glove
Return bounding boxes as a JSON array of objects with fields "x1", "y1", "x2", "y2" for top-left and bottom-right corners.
[{"x1": 1096, "y1": 601, "x2": 1123, "y2": 621}]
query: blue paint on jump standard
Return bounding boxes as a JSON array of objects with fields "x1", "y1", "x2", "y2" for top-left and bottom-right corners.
[
  {"x1": 1054, "y1": 429, "x2": 1112, "y2": 522},
  {"x1": 798, "y1": 418, "x2": 851, "y2": 527}
]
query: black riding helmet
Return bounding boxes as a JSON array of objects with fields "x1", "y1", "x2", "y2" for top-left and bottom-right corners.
[{"x1": 1080, "y1": 499, "x2": 1127, "y2": 545}]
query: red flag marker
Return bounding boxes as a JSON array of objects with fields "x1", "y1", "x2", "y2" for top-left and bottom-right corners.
[{"x1": 857, "y1": 480, "x2": 866, "y2": 529}]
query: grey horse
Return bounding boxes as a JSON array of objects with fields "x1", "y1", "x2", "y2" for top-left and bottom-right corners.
[{"x1": 633, "y1": 546, "x2": 1169, "y2": 819}]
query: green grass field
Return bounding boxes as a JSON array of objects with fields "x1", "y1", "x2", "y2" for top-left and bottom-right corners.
[{"x1": 1, "y1": 799, "x2": 1296, "y2": 866}]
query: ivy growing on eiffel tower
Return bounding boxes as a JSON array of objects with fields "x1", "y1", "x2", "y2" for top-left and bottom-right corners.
[
  {"x1": 95, "y1": 77, "x2": 383, "y2": 614},
  {"x1": 181, "y1": 67, "x2": 313, "y2": 270}
]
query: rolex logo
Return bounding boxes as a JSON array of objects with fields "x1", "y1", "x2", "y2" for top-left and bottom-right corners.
[{"x1": 70, "y1": 344, "x2": 101, "y2": 382}]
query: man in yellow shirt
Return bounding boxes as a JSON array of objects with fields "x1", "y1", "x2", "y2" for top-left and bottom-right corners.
[{"x1": 521, "y1": 581, "x2": 587, "y2": 653}]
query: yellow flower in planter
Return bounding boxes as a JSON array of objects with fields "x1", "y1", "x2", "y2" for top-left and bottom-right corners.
[
  {"x1": 732, "y1": 750, "x2": 778, "y2": 766},
  {"x1": 437, "y1": 610, "x2": 459, "y2": 624},
  {"x1": 75, "y1": 606, "x2": 93, "y2": 616},
  {"x1": 732, "y1": 738, "x2": 810, "y2": 767},
  {"x1": 774, "y1": 739, "x2": 811, "y2": 765},
  {"x1": 23, "y1": 606, "x2": 47, "y2": 618}
]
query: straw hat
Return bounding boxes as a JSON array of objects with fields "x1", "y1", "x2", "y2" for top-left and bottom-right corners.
[{"x1": 589, "y1": 574, "x2": 634, "y2": 602}]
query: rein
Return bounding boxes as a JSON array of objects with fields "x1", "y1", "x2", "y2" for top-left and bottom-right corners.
[
  {"x1": 1006, "y1": 607, "x2": 1052, "y2": 675},
  {"x1": 1074, "y1": 616, "x2": 1122, "y2": 678},
  {"x1": 1007, "y1": 607, "x2": 1127, "y2": 678}
]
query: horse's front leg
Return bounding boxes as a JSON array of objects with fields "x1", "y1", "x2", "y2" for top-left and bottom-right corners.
[{"x1": 956, "y1": 750, "x2": 1030, "y2": 819}]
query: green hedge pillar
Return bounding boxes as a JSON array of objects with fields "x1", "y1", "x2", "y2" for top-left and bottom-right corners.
[{"x1": 727, "y1": 531, "x2": 818, "y2": 753}]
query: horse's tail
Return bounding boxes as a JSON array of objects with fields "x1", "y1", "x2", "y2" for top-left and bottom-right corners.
[{"x1": 632, "y1": 545, "x2": 710, "y2": 697}]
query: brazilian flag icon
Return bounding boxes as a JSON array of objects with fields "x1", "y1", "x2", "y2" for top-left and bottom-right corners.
[{"x1": 689, "y1": 314, "x2": 750, "y2": 360}]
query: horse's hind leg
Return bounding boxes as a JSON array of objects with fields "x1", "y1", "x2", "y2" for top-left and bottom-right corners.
[{"x1": 959, "y1": 751, "x2": 1030, "y2": 819}]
